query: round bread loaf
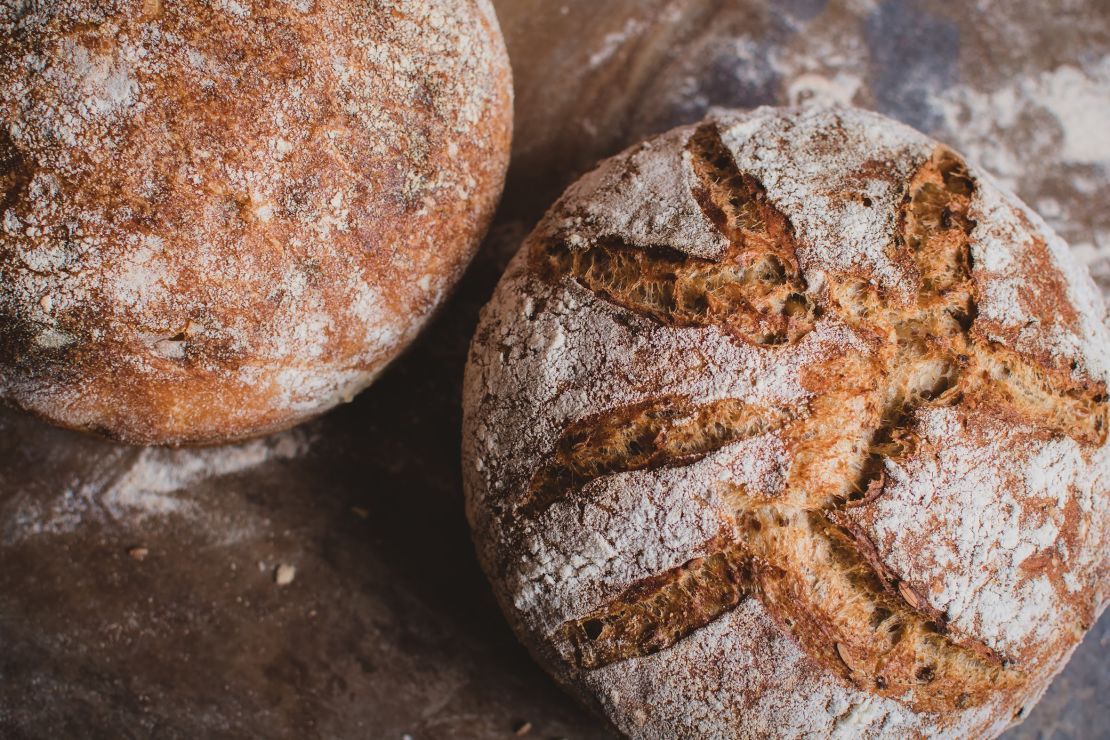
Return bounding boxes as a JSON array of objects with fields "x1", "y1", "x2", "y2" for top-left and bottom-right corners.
[
  {"x1": 0, "y1": 0, "x2": 511, "y2": 445},
  {"x1": 463, "y1": 106, "x2": 1110, "y2": 737}
]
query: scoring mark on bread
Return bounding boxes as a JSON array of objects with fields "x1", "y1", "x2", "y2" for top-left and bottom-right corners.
[
  {"x1": 560, "y1": 543, "x2": 752, "y2": 670},
  {"x1": 526, "y1": 137, "x2": 1110, "y2": 713},
  {"x1": 521, "y1": 396, "x2": 792, "y2": 519},
  {"x1": 532, "y1": 123, "x2": 815, "y2": 346},
  {"x1": 746, "y1": 506, "x2": 1021, "y2": 712},
  {"x1": 964, "y1": 341, "x2": 1107, "y2": 445}
]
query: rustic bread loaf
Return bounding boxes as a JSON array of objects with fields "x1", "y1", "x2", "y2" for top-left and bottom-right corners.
[
  {"x1": 0, "y1": 0, "x2": 511, "y2": 445},
  {"x1": 463, "y1": 106, "x2": 1110, "y2": 737}
]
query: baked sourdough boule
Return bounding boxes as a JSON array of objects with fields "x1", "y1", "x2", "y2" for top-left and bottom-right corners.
[
  {"x1": 463, "y1": 106, "x2": 1110, "y2": 737},
  {"x1": 0, "y1": 0, "x2": 511, "y2": 445}
]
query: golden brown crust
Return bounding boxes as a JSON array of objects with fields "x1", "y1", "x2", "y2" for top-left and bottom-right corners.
[
  {"x1": 463, "y1": 106, "x2": 1110, "y2": 738},
  {"x1": 0, "y1": 0, "x2": 512, "y2": 445},
  {"x1": 528, "y1": 143, "x2": 1052, "y2": 708}
]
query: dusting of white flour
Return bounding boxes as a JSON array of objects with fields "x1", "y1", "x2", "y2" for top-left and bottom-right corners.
[{"x1": 4, "y1": 430, "x2": 312, "y2": 544}]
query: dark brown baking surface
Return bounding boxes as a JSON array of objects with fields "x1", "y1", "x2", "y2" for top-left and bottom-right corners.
[{"x1": 0, "y1": 0, "x2": 1107, "y2": 737}]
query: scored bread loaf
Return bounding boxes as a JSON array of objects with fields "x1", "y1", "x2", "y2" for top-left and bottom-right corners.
[
  {"x1": 463, "y1": 106, "x2": 1110, "y2": 737},
  {"x1": 0, "y1": 0, "x2": 511, "y2": 445}
]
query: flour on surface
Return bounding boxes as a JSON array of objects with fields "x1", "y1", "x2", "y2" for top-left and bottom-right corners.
[{"x1": 4, "y1": 430, "x2": 312, "y2": 544}]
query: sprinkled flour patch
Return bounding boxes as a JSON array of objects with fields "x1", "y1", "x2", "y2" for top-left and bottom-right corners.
[
  {"x1": 937, "y1": 58, "x2": 1110, "y2": 186},
  {"x1": 3, "y1": 430, "x2": 311, "y2": 544},
  {"x1": 719, "y1": 106, "x2": 928, "y2": 295},
  {"x1": 587, "y1": 18, "x2": 647, "y2": 70},
  {"x1": 860, "y1": 405, "x2": 1107, "y2": 667}
]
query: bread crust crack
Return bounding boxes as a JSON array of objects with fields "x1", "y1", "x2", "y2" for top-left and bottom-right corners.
[{"x1": 533, "y1": 123, "x2": 816, "y2": 346}]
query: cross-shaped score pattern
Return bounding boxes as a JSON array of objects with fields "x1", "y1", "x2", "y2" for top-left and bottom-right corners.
[{"x1": 523, "y1": 123, "x2": 1108, "y2": 713}]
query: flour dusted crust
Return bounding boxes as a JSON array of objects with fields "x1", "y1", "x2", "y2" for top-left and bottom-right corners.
[
  {"x1": 0, "y1": 0, "x2": 511, "y2": 445},
  {"x1": 463, "y1": 106, "x2": 1110, "y2": 738}
]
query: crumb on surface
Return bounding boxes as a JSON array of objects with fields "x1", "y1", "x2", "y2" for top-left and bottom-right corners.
[{"x1": 274, "y1": 563, "x2": 296, "y2": 586}]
